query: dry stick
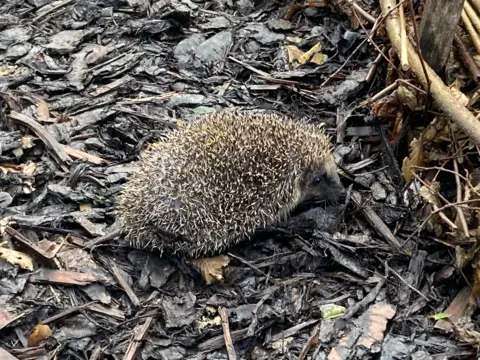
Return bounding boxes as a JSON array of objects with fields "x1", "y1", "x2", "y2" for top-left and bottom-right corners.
[
  {"x1": 297, "y1": 325, "x2": 320, "y2": 360},
  {"x1": 412, "y1": 172, "x2": 452, "y2": 206},
  {"x1": 218, "y1": 307, "x2": 237, "y2": 360},
  {"x1": 414, "y1": 165, "x2": 472, "y2": 184},
  {"x1": 453, "y1": 158, "x2": 470, "y2": 238},
  {"x1": 462, "y1": 9, "x2": 480, "y2": 54},
  {"x1": 411, "y1": 170, "x2": 471, "y2": 232},
  {"x1": 32, "y1": 0, "x2": 74, "y2": 22},
  {"x1": 453, "y1": 32, "x2": 480, "y2": 83},
  {"x1": 404, "y1": 199, "x2": 480, "y2": 244},
  {"x1": 399, "y1": 3, "x2": 409, "y2": 71},
  {"x1": 320, "y1": 18, "x2": 381, "y2": 88},
  {"x1": 381, "y1": 0, "x2": 480, "y2": 145},
  {"x1": 368, "y1": 79, "x2": 426, "y2": 104},
  {"x1": 410, "y1": 172, "x2": 458, "y2": 229},
  {"x1": 123, "y1": 316, "x2": 155, "y2": 360},
  {"x1": 471, "y1": 0, "x2": 480, "y2": 13},
  {"x1": 465, "y1": 0, "x2": 480, "y2": 34},
  {"x1": 387, "y1": 266, "x2": 429, "y2": 301},
  {"x1": 339, "y1": 6, "x2": 401, "y2": 92},
  {"x1": 365, "y1": 50, "x2": 384, "y2": 82},
  {"x1": 351, "y1": 0, "x2": 376, "y2": 24},
  {"x1": 9, "y1": 111, "x2": 71, "y2": 170}
]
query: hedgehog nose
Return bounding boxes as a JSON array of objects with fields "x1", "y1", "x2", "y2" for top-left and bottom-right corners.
[{"x1": 337, "y1": 185, "x2": 346, "y2": 202}]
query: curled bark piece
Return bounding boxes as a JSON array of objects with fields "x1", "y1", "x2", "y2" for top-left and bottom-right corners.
[{"x1": 380, "y1": 0, "x2": 480, "y2": 145}]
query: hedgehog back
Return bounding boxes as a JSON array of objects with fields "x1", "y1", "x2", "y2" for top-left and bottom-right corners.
[{"x1": 118, "y1": 111, "x2": 332, "y2": 258}]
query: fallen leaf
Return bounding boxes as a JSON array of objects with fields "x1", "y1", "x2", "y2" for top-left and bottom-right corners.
[
  {"x1": 449, "y1": 80, "x2": 469, "y2": 107},
  {"x1": 0, "y1": 247, "x2": 34, "y2": 271},
  {"x1": 401, "y1": 137, "x2": 424, "y2": 182},
  {"x1": 269, "y1": 336, "x2": 294, "y2": 350},
  {"x1": 473, "y1": 261, "x2": 480, "y2": 298},
  {"x1": 0, "y1": 162, "x2": 37, "y2": 176},
  {"x1": 22, "y1": 162, "x2": 37, "y2": 176},
  {"x1": 299, "y1": 42, "x2": 325, "y2": 65},
  {"x1": 320, "y1": 304, "x2": 347, "y2": 319},
  {"x1": 85, "y1": 45, "x2": 108, "y2": 64},
  {"x1": 21, "y1": 135, "x2": 35, "y2": 149},
  {"x1": 450, "y1": 318, "x2": 480, "y2": 346},
  {"x1": 455, "y1": 244, "x2": 476, "y2": 269},
  {"x1": 0, "y1": 65, "x2": 17, "y2": 76},
  {"x1": 37, "y1": 99, "x2": 50, "y2": 119},
  {"x1": 284, "y1": 43, "x2": 326, "y2": 68},
  {"x1": 418, "y1": 182, "x2": 441, "y2": 207},
  {"x1": 197, "y1": 315, "x2": 222, "y2": 329},
  {"x1": 28, "y1": 324, "x2": 52, "y2": 346},
  {"x1": 429, "y1": 312, "x2": 449, "y2": 320},
  {"x1": 0, "y1": 217, "x2": 13, "y2": 235},
  {"x1": 79, "y1": 203, "x2": 93, "y2": 211},
  {"x1": 197, "y1": 307, "x2": 222, "y2": 329},
  {"x1": 435, "y1": 286, "x2": 477, "y2": 332},
  {"x1": 387, "y1": 112, "x2": 403, "y2": 143},
  {"x1": 397, "y1": 85, "x2": 423, "y2": 111},
  {"x1": 371, "y1": 91, "x2": 403, "y2": 120},
  {"x1": 188, "y1": 255, "x2": 230, "y2": 285}
]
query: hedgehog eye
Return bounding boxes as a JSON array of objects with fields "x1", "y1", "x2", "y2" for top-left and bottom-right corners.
[{"x1": 312, "y1": 175, "x2": 322, "y2": 185}]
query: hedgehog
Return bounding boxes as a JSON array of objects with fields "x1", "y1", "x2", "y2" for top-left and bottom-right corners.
[{"x1": 118, "y1": 110, "x2": 345, "y2": 258}]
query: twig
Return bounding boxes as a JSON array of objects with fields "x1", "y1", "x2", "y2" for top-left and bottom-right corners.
[
  {"x1": 227, "y1": 253, "x2": 277, "y2": 284},
  {"x1": 453, "y1": 158, "x2": 470, "y2": 237},
  {"x1": 247, "y1": 286, "x2": 278, "y2": 337},
  {"x1": 399, "y1": 3, "x2": 409, "y2": 71},
  {"x1": 368, "y1": 78, "x2": 426, "y2": 104},
  {"x1": 328, "y1": 4, "x2": 403, "y2": 91},
  {"x1": 471, "y1": 0, "x2": 480, "y2": 14},
  {"x1": 109, "y1": 261, "x2": 140, "y2": 307},
  {"x1": 320, "y1": 18, "x2": 383, "y2": 88},
  {"x1": 41, "y1": 301, "x2": 97, "y2": 325},
  {"x1": 123, "y1": 316, "x2": 155, "y2": 360},
  {"x1": 414, "y1": 170, "x2": 458, "y2": 229},
  {"x1": 297, "y1": 325, "x2": 320, "y2": 360},
  {"x1": 433, "y1": 204, "x2": 458, "y2": 230},
  {"x1": 351, "y1": 0, "x2": 376, "y2": 24},
  {"x1": 228, "y1": 56, "x2": 271, "y2": 78},
  {"x1": 32, "y1": 0, "x2": 74, "y2": 23},
  {"x1": 9, "y1": 111, "x2": 71, "y2": 170},
  {"x1": 411, "y1": 172, "x2": 452, "y2": 206},
  {"x1": 352, "y1": 9, "x2": 396, "y2": 76},
  {"x1": 84, "y1": 229, "x2": 122, "y2": 250},
  {"x1": 365, "y1": 50, "x2": 384, "y2": 82},
  {"x1": 341, "y1": 276, "x2": 387, "y2": 320},
  {"x1": 387, "y1": 266, "x2": 430, "y2": 301},
  {"x1": 462, "y1": 9, "x2": 480, "y2": 54},
  {"x1": 381, "y1": 0, "x2": 480, "y2": 144},
  {"x1": 270, "y1": 319, "x2": 319, "y2": 343},
  {"x1": 218, "y1": 307, "x2": 237, "y2": 360},
  {"x1": 453, "y1": 32, "x2": 480, "y2": 83},
  {"x1": 413, "y1": 166, "x2": 472, "y2": 184},
  {"x1": 403, "y1": 199, "x2": 480, "y2": 245},
  {"x1": 350, "y1": 191, "x2": 403, "y2": 250},
  {"x1": 465, "y1": 1, "x2": 480, "y2": 35}
]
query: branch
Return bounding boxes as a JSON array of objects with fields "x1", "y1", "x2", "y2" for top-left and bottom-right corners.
[{"x1": 380, "y1": 0, "x2": 480, "y2": 145}]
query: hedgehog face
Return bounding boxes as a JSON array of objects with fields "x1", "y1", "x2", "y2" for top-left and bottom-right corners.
[{"x1": 299, "y1": 155, "x2": 345, "y2": 204}]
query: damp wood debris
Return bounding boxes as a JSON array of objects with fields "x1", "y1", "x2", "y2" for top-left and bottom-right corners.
[{"x1": 2, "y1": 0, "x2": 480, "y2": 359}]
